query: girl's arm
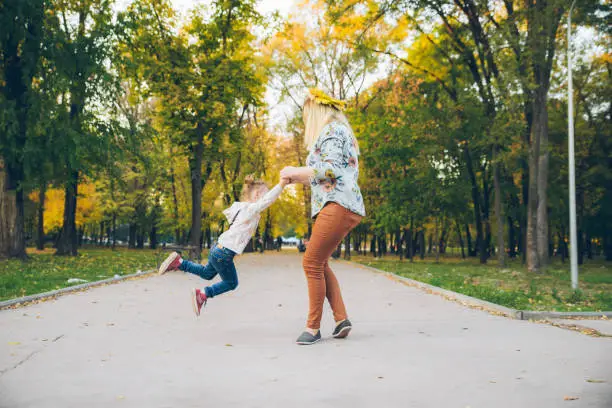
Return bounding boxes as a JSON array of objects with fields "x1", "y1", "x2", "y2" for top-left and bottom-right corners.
[{"x1": 248, "y1": 184, "x2": 284, "y2": 214}]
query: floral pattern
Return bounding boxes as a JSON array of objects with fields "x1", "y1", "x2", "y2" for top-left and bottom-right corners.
[{"x1": 307, "y1": 121, "x2": 366, "y2": 218}]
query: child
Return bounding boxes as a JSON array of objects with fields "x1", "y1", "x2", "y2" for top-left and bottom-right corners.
[{"x1": 158, "y1": 175, "x2": 289, "y2": 316}]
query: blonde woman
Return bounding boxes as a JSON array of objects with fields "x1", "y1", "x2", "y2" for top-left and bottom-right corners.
[{"x1": 281, "y1": 89, "x2": 365, "y2": 345}]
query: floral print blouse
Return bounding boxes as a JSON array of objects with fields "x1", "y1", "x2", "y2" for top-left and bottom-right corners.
[{"x1": 307, "y1": 121, "x2": 366, "y2": 218}]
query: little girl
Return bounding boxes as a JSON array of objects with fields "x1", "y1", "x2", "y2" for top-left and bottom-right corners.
[{"x1": 158, "y1": 176, "x2": 289, "y2": 316}]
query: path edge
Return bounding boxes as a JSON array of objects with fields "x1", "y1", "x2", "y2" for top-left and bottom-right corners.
[
  {"x1": 0, "y1": 270, "x2": 157, "y2": 310},
  {"x1": 347, "y1": 261, "x2": 612, "y2": 321}
]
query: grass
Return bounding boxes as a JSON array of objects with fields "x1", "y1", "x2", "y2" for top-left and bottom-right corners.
[
  {"x1": 0, "y1": 246, "x2": 175, "y2": 302},
  {"x1": 352, "y1": 255, "x2": 612, "y2": 312}
]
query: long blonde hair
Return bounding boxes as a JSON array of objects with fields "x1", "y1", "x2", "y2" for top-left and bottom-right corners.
[{"x1": 303, "y1": 99, "x2": 358, "y2": 153}]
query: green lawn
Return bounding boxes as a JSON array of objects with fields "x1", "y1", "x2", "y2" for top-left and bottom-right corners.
[
  {"x1": 0, "y1": 247, "x2": 174, "y2": 302},
  {"x1": 353, "y1": 255, "x2": 612, "y2": 312}
]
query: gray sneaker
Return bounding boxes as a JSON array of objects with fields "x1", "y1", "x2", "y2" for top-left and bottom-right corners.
[
  {"x1": 296, "y1": 331, "x2": 321, "y2": 345},
  {"x1": 332, "y1": 319, "x2": 352, "y2": 338}
]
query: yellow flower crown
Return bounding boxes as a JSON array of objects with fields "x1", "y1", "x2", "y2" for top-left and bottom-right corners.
[{"x1": 307, "y1": 88, "x2": 347, "y2": 111}]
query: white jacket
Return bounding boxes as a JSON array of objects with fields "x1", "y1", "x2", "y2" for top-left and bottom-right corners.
[{"x1": 217, "y1": 184, "x2": 283, "y2": 254}]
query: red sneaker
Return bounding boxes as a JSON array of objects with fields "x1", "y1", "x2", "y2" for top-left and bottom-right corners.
[
  {"x1": 191, "y1": 288, "x2": 207, "y2": 317},
  {"x1": 158, "y1": 252, "x2": 182, "y2": 275}
]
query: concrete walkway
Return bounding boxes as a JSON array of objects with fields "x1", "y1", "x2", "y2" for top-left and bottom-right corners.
[{"x1": 1, "y1": 253, "x2": 611, "y2": 408}]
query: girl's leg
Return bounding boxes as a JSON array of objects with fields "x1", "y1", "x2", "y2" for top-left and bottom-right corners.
[
  {"x1": 180, "y1": 259, "x2": 217, "y2": 280},
  {"x1": 204, "y1": 257, "x2": 238, "y2": 298}
]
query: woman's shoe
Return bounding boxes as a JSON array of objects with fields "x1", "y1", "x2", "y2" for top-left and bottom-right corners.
[
  {"x1": 296, "y1": 330, "x2": 321, "y2": 345},
  {"x1": 332, "y1": 319, "x2": 352, "y2": 339}
]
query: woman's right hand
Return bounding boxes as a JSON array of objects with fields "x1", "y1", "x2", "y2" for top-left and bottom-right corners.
[{"x1": 280, "y1": 176, "x2": 292, "y2": 187}]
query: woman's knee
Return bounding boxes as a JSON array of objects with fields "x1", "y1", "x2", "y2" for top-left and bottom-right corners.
[
  {"x1": 227, "y1": 279, "x2": 239, "y2": 291},
  {"x1": 302, "y1": 254, "x2": 324, "y2": 276}
]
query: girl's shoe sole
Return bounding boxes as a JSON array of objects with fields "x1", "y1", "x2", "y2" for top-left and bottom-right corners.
[
  {"x1": 333, "y1": 326, "x2": 351, "y2": 339},
  {"x1": 191, "y1": 288, "x2": 201, "y2": 317},
  {"x1": 158, "y1": 252, "x2": 179, "y2": 275}
]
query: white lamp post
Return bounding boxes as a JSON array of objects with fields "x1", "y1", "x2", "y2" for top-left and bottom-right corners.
[{"x1": 568, "y1": 0, "x2": 578, "y2": 289}]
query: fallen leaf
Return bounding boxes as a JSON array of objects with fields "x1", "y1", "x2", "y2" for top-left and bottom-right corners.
[
  {"x1": 117, "y1": 395, "x2": 125, "y2": 400},
  {"x1": 564, "y1": 396, "x2": 579, "y2": 401},
  {"x1": 225, "y1": 343, "x2": 233, "y2": 347},
  {"x1": 377, "y1": 376, "x2": 384, "y2": 379},
  {"x1": 8, "y1": 342, "x2": 21, "y2": 346},
  {"x1": 489, "y1": 380, "x2": 497, "y2": 383},
  {"x1": 586, "y1": 379, "x2": 606, "y2": 383},
  {"x1": 106, "y1": 323, "x2": 115, "y2": 326}
]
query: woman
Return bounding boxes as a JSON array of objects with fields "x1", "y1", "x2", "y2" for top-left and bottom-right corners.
[{"x1": 281, "y1": 89, "x2": 365, "y2": 345}]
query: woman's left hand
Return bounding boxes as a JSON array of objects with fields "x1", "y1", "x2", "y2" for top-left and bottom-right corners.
[{"x1": 281, "y1": 166, "x2": 315, "y2": 185}]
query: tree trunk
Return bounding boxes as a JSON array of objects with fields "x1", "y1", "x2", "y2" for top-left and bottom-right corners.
[
  {"x1": 36, "y1": 182, "x2": 47, "y2": 250},
  {"x1": 370, "y1": 234, "x2": 376, "y2": 256},
  {"x1": 170, "y1": 158, "x2": 181, "y2": 245},
  {"x1": 536, "y1": 91, "x2": 550, "y2": 269},
  {"x1": 526, "y1": 1, "x2": 563, "y2": 272},
  {"x1": 0, "y1": 159, "x2": 27, "y2": 259},
  {"x1": 463, "y1": 144, "x2": 485, "y2": 262},
  {"x1": 149, "y1": 224, "x2": 157, "y2": 250},
  {"x1": 465, "y1": 223, "x2": 475, "y2": 257},
  {"x1": 557, "y1": 230, "x2": 566, "y2": 263},
  {"x1": 56, "y1": 172, "x2": 79, "y2": 256},
  {"x1": 419, "y1": 230, "x2": 425, "y2": 259},
  {"x1": 578, "y1": 229, "x2": 584, "y2": 265},
  {"x1": 526, "y1": 117, "x2": 540, "y2": 273},
  {"x1": 396, "y1": 228, "x2": 403, "y2": 260},
  {"x1": 603, "y1": 230, "x2": 612, "y2": 261},
  {"x1": 507, "y1": 216, "x2": 516, "y2": 258},
  {"x1": 585, "y1": 232, "x2": 593, "y2": 260},
  {"x1": 344, "y1": 232, "x2": 351, "y2": 260},
  {"x1": 482, "y1": 165, "x2": 491, "y2": 264},
  {"x1": 128, "y1": 224, "x2": 137, "y2": 249},
  {"x1": 111, "y1": 214, "x2": 117, "y2": 249},
  {"x1": 189, "y1": 136, "x2": 212, "y2": 261},
  {"x1": 136, "y1": 231, "x2": 144, "y2": 249},
  {"x1": 434, "y1": 218, "x2": 440, "y2": 263},
  {"x1": 405, "y1": 227, "x2": 413, "y2": 262},
  {"x1": 493, "y1": 153, "x2": 505, "y2": 267},
  {"x1": 456, "y1": 221, "x2": 466, "y2": 259}
]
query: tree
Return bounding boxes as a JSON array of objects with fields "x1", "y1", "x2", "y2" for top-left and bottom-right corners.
[
  {"x1": 0, "y1": 0, "x2": 48, "y2": 258},
  {"x1": 119, "y1": 0, "x2": 266, "y2": 258},
  {"x1": 51, "y1": 0, "x2": 116, "y2": 256}
]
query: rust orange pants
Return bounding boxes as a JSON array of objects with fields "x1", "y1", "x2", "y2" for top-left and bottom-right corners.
[{"x1": 303, "y1": 202, "x2": 362, "y2": 330}]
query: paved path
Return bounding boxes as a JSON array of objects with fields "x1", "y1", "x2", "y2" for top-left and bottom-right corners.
[{"x1": 1, "y1": 253, "x2": 611, "y2": 408}]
